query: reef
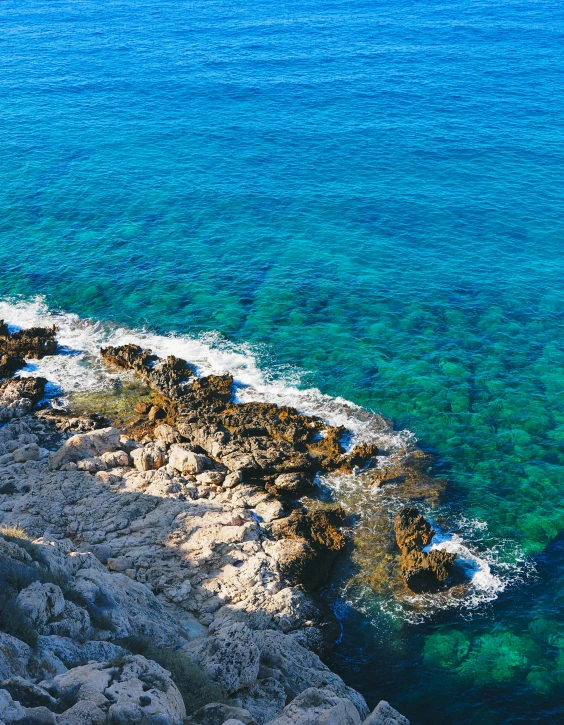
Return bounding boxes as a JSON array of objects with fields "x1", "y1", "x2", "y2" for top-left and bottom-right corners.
[{"x1": 0, "y1": 325, "x2": 410, "y2": 725}]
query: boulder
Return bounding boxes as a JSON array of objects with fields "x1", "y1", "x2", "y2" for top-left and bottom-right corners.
[
  {"x1": 169, "y1": 445, "x2": 211, "y2": 475},
  {"x1": 49, "y1": 427, "x2": 121, "y2": 469},
  {"x1": 12, "y1": 443, "x2": 40, "y2": 462},
  {"x1": 267, "y1": 687, "x2": 361, "y2": 725},
  {"x1": 155, "y1": 423, "x2": 182, "y2": 444},
  {"x1": 362, "y1": 701, "x2": 410, "y2": 725},
  {"x1": 0, "y1": 632, "x2": 31, "y2": 680},
  {"x1": 184, "y1": 623, "x2": 260, "y2": 694},
  {"x1": 16, "y1": 582, "x2": 65, "y2": 630},
  {"x1": 131, "y1": 441, "x2": 167, "y2": 471}
]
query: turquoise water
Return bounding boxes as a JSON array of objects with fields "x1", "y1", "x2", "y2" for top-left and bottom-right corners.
[{"x1": 2, "y1": 0, "x2": 564, "y2": 721}]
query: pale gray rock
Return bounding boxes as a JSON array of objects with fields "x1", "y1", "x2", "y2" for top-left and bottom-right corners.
[
  {"x1": 131, "y1": 441, "x2": 167, "y2": 471},
  {"x1": 239, "y1": 677, "x2": 286, "y2": 724},
  {"x1": 362, "y1": 701, "x2": 410, "y2": 725},
  {"x1": 154, "y1": 424, "x2": 182, "y2": 444},
  {"x1": 0, "y1": 633, "x2": 31, "y2": 680},
  {"x1": 267, "y1": 687, "x2": 361, "y2": 725},
  {"x1": 58, "y1": 700, "x2": 105, "y2": 725},
  {"x1": 0, "y1": 688, "x2": 25, "y2": 723},
  {"x1": 169, "y1": 445, "x2": 211, "y2": 475},
  {"x1": 184, "y1": 623, "x2": 260, "y2": 694},
  {"x1": 77, "y1": 457, "x2": 107, "y2": 473},
  {"x1": 12, "y1": 443, "x2": 40, "y2": 462},
  {"x1": 49, "y1": 427, "x2": 121, "y2": 469},
  {"x1": 16, "y1": 582, "x2": 65, "y2": 630}
]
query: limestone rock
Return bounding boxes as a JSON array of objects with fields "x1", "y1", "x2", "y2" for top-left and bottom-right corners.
[
  {"x1": 186, "y1": 702, "x2": 255, "y2": 725},
  {"x1": 58, "y1": 700, "x2": 105, "y2": 725},
  {"x1": 362, "y1": 700, "x2": 410, "y2": 725},
  {"x1": 184, "y1": 623, "x2": 260, "y2": 694},
  {"x1": 0, "y1": 632, "x2": 31, "y2": 680},
  {"x1": 0, "y1": 688, "x2": 25, "y2": 723},
  {"x1": 12, "y1": 443, "x2": 40, "y2": 462},
  {"x1": 16, "y1": 582, "x2": 65, "y2": 630},
  {"x1": 131, "y1": 441, "x2": 167, "y2": 471},
  {"x1": 169, "y1": 445, "x2": 211, "y2": 475},
  {"x1": 267, "y1": 687, "x2": 362, "y2": 725},
  {"x1": 49, "y1": 427, "x2": 121, "y2": 469},
  {"x1": 155, "y1": 423, "x2": 182, "y2": 444}
]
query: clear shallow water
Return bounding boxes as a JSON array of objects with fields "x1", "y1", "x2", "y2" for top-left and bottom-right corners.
[{"x1": 1, "y1": 0, "x2": 564, "y2": 722}]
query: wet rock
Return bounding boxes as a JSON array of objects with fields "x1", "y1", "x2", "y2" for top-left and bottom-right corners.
[
  {"x1": 0, "y1": 354, "x2": 25, "y2": 379},
  {"x1": 0, "y1": 321, "x2": 58, "y2": 359},
  {"x1": 394, "y1": 507, "x2": 434, "y2": 552},
  {"x1": 134, "y1": 400, "x2": 153, "y2": 415},
  {"x1": 148, "y1": 405, "x2": 167, "y2": 422},
  {"x1": 394, "y1": 507, "x2": 455, "y2": 592},
  {"x1": 1, "y1": 375, "x2": 47, "y2": 405}
]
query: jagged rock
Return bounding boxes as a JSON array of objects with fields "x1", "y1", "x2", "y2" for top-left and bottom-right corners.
[
  {"x1": 394, "y1": 507, "x2": 455, "y2": 592},
  {"x1": 265, "y1": 473, "x2": 315, "y2": 497},
  {"x1": 131, "y1": 441, "x2": 167, "y2": 471},
  {"x1": 0, "y1": 632, "x2": 31, "y2": 680},
  {"x1": 16, "y1": 582, "x2": 65, "y2": 630},
  {"x1": 184, "y1": 623, "x2": 260, "y2": 694},
  {"x1": 100, "y1": 449, "x2": 130, "y2": 468},
  {"x1": 0, "y1": 322, "x2": 58, "y2": 359},
  {"x1": 186, "y1": 702, "x2": 255, "y2": 725},
  {"x1": 362, "y1": 700, "x2": 410, "y2": 725},
  {"x1": 49, "y1": 427, "x2": 121, "y2": 469},
  {"x1": 267, "y1": 687, "x2": 362, "y2": 725},
  {"x1": 268, "y1": 508, "x2": 346, "y2": 590},
  {"x1": 155, "y1": 423, "x2": 182, "y2": 444},
  {"x1": 0, "y1": 354, "x2": 25, "y2": 379},
  {"x1": 394, "y1": 508, "x2": 433, "y2": 552}
]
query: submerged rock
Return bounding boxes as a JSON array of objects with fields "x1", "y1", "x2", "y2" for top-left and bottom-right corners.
[{"x1": 394, "y1": 507, "x2": 455, "y2": 592}]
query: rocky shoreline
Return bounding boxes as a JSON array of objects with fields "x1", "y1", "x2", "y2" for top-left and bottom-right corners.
[{"x1": 0, "y1": 321, "x2": 414, "y2": 725}]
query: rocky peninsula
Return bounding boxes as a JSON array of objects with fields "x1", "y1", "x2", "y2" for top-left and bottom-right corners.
[{"x1": 0, "y1": 321, "x2": 419, "y2": 725}]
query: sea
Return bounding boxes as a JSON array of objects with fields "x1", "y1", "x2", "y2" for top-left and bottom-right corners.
[{"x1": 1, "y1": 1, "x2": 564, "y2": 722}]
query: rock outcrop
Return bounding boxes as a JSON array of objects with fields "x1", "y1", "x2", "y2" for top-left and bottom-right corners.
[
  {"x1": 394, "y1": 507, "x2": 456, "y2": 592},
  {"x1": 0, "y1": 325, "x2": 411, "y2": 725}
]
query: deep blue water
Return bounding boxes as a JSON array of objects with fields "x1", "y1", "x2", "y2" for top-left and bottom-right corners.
[{"x1": 1, "y1": 1, "x2": 564, "y2": 722}]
